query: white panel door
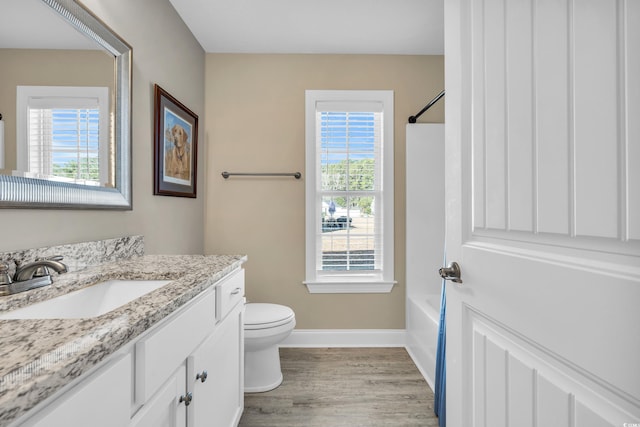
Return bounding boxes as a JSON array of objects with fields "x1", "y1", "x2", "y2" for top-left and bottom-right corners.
[{"x1": 444, "y1": 0, "x2": 640, "y2": 426}]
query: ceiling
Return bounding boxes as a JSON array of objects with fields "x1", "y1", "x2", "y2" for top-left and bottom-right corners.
[
  {"x1": 168, "y1": 0, "x2": 444, "y2": 55},
  {"x1": 1, "y1": 0, "x2": 443, "y2": 54},
  {"x1": 0, "y1": 0, "x2": 98, "y2": 49}
]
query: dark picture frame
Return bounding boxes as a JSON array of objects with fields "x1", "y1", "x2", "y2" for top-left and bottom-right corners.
[{"x1": 153, "y1": 84, "x2": 198, "y2": 198}]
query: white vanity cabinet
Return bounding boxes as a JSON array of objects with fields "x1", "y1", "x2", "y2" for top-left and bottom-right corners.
[
  {"x1": 11, "y1": 267, "x2": 245, "y2": 427},
  {"x1": 132, "y1": 268, "x2": 245, "y2": 427}
]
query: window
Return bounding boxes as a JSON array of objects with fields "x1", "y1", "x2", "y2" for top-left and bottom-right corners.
[
  {"x1": 16, "y1": 86, "x2": 109, "y2": 186},
  {"x1": 304, "y1": 90, "x2": 395, "y2": 293}
]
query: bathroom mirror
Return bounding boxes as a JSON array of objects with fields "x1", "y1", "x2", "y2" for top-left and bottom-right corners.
[{"x1": 0, "y1": 0, "x2": 132, "y2": 209}]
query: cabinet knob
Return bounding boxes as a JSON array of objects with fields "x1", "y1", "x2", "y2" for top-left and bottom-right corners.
[
  {"x1": 179, "y1": 392, "x2": 193, "y2": 406},
  {"x1": 196, "y1": 370, "x2": 208, "y2": 383}
]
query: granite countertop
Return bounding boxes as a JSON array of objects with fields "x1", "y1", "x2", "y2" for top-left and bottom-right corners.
[{"x1": 0, "y1": 254, "x2": 247, "y2": 426}]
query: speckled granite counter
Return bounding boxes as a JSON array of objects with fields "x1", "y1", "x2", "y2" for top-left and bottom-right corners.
[{"x1": 0, "y1": 254, "x2": 247, "y2": 426}]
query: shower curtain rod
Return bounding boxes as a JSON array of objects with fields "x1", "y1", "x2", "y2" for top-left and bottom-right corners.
[{"x1": 408, "y1": 90, "x2": 445, "y2": 123}]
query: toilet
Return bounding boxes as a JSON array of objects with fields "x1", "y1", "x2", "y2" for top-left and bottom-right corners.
[{"x1": 244, "y1": 303, "x2": 296, "y2": 392}]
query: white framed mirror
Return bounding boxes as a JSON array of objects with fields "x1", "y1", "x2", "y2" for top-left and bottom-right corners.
[{"x1": 0, "y1": 0, "x2": 132, "y2": 209}]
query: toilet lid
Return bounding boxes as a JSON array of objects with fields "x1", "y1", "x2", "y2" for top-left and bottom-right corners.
[{"x1": 245, "y1": 303, "x2": 295, "y2": 330}]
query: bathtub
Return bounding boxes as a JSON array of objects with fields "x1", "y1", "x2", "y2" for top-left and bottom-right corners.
[{"x1": 406, "y1": 294, "x2": 441, "y2": 390}]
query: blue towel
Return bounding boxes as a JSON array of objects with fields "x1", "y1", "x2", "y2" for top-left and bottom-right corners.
[{"x1": 434, "y1": 274, "x2": 446, "y2": 426}]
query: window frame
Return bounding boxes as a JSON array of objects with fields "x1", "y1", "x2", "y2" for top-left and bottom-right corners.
[
  {"x1": 304, "y1": 90, "x2": 395, "y2": 294},
  {"x1": 16, "y1": 85, "x2": 110, "y2": 186}
]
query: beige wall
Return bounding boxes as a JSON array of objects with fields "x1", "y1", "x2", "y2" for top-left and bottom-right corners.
[
  {"x1": 0, "y1": 0, "x2": 206, "y2": 255},
  {"x1": 0, "y1": 49, "x2": 113, "y2": 174},
  {"x1": 204, "y1": 54, "x2": 444, "y2": 329}
]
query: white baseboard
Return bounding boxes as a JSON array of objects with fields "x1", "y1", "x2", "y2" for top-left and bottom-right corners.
[
  {"x1": 405, "y1": 345, "x2": 436, "y2": 391},
  {"x1": 280, "y1": 329, "x2": 407, "y2": 348}
]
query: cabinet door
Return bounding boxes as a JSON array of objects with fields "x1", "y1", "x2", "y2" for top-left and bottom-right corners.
[
  {"x1": 136, "y1": 289, "x2": 216, "y2": 403},
  {"x1": 189, "y1": 302, "x2": 244, "y2": 427},
  {"x1": 131, "y1": 364, "x2": 187, "y2": 427},
  {"x1": 21, "y1": 353, "x2": 131, "y2": 427}
]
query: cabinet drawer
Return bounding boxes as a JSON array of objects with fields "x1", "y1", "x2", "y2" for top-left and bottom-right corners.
[
  {"x1": 216, "y1": 269, "x2": 245, "y2": 321},
  {"x1": 135, "y1": 289, "x2": 215, "y2": 403}
]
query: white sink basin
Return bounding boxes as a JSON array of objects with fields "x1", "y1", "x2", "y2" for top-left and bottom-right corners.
[{"x1": 0, "y1": 279, "x2": 172, "y2": 320}]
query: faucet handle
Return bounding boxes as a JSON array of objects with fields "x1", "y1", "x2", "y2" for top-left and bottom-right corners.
[
  {"x1": 0, "y1": 263, "x2": 11, "y2": 296},
  {"x1": 33, "y1": 255, "x2": 65, "y2": 278},
  {"x1": 0, "y1": 262, "x2": 12, "y2": 285}
]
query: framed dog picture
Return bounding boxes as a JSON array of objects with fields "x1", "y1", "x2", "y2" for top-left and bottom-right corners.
[{"x1": 153, "y1": 84, "x2": 198, "y2": 197}]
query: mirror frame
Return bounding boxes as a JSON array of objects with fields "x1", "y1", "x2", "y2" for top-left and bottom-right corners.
[{"x1": 0, "y1": 0, "x2": 132, "y2": 210}]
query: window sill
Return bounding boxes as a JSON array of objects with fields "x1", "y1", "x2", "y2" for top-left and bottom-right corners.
[{"x1": 303, "y1": 280, "x2": 397, "y2": 294}]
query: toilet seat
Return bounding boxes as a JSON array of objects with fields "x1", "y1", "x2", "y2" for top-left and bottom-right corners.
[{"x1": 245, "y1": 303, "x2": 295, "y2": 330}]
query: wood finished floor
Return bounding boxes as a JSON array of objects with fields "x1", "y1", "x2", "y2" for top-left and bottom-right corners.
[{"x1": 239, "y1": 347, "x2": 439, "y2": 427}]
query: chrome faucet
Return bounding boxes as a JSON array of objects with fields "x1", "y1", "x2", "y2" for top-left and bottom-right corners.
[{"x1": 0, "y1": 256, "x2": 68, "y2": 296}]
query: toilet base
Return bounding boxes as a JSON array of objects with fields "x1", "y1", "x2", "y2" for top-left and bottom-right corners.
[{"x1": 244, "y1": 345, "x2": 284, "y2": 393}]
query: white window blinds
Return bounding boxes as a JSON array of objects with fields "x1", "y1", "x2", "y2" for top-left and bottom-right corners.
[
  {"x1": 29, "y1": 105, "x2": 101, "y2": 181},
  {"x1": 316, "y1": 107, "x2": 383, "y2": 273}
]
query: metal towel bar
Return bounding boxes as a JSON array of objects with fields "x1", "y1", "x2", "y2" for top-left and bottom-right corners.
[{"x1": 221, "y1": 171, "x2": 302, "y2": 179}]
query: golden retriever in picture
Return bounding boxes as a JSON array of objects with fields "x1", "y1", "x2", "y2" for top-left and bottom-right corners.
[{"x1": 164, "y1": 124, "x2": 191, "y2": 181}]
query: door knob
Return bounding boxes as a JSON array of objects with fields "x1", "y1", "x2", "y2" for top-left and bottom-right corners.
[{"x1": 439, "y1": 262, "x2": 462, "y2": 284}]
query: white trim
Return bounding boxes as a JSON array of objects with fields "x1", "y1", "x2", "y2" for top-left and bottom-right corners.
[
  {"x1": 303, "y1": 281, "x2": 396, "y2": 293},
  {"x1": 304, "y1": 90, "x2": 395, "y2": 293},
  {"x1": 405, "y1": 345, "x2": 436, "y2": 391},
  {"x1": 280, "y1": 329, "x2": 406, "y2": 348}
]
